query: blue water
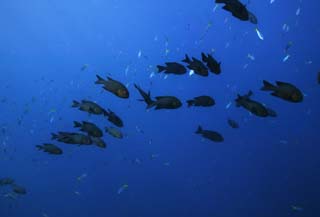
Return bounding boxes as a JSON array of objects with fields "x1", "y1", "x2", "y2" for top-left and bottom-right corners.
[{"x1": 1, "y1": 0, "x2": 320, "y2": 216}]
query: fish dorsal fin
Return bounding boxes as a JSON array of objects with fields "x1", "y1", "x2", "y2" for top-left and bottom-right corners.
[
  {"x1": 107, "y1": 76, "x2": 115, "y2": 81},
  {"x1": 276, "y1": 81, "x2": 291, "y2": 87}
]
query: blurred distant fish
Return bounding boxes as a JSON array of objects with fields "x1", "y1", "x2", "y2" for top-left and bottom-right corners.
[
  {"x1": 105, "y1": 126, "x2": 123, "y2": 139},
  {"x1": 72, "y1": 100, "x2": 106, "y2": 116},
  {"x1": 91, "y1": 137, "x2": 107, "y2": 149},
  {"x1": 95, "y1": 75, "x2": 129, "y2": 99},
  {"x1": 0, "y1": 177, "x2": 14, "y2": 186},
  {"x1": 36, "y1": 143, "x2": 63, "y2": 155},
  {"x1": 51, "y1": 132, "x2": 92, "y2": 145},
  {"x1": 196, "y1": 126, "x2": 224, "y2": 142},
  {"x1": 317, "y1": 72, "x2": 320, "y2": 84},
  {"x1": 12, "y1": 184, "x2": 27, "y2": 195},
  {"x1": 104, "y1": 109, "x2": 123, "y2": 127},
  {"x1": 81, "y1": 64, "x2": 89, "y2": 71},
  {"x1": 73, "y1": 121, "x2": 103, "y2": 137},
  {"x1": 227, "y1": 119, "x2": 239, "y2": 129}
]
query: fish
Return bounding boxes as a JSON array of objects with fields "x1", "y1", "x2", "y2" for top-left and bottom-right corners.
[
  {"x1": 12, "y1": 184, "x2": 27, "y2": 195},
  {"x1": 36, "y1": 143, "x2": 63, "y2": 155},
  {"x1": 182, "y1": 54, "x2": 209, "y2": 77},
  {"x1": 261, "y1": 80, "x2": 303, "y2": 103},
  {"x1": 117, "y1": 184, "x2": 128, "y2": 194},
  {"x1": 72, "y1": 100, "x2": 107, "y2": 116},
  {"x1": 104, "y1": 109, "x2": 123, "y2": 127},
  {"x1": 147, "y1": 96, "x2": 182, "y2": 110},
  {"x1": 0, "y1": 177, "x2": 14, "y2": 186},
  {"x1": 215, "y1": 0, "x2": 258, "y2": 24},
  {"x1": 317, "y1": 72, "x2": 320, "y2": 84},
  {"x1": 73, "y1": 121, "x2": 103, "y2": 137},
  {"x1": 51, "y1": 132, "x2": 92, "y2": 145},
  {"x1": 227, "y1": 119, "x2": 239, "y2": 128},
  {"x1": 235, "y1": 91, "x2": 270, "y2": 117},
  {"x1": 105, "y1": 127, "x2": 123, "y2": 139},
  {"x1": 95, "y1": 75, "x2": 129, "y2": 99},
  {"x1": 91, "y1": 137, "x2": 107, "y2": 149},
  {"x1": 201, "y1": 53, "x2": 221, "y2": 74},
  {"x1": 196, "y1": 126, "x2": 224, "y2": 142},
  {"x1": 157, "y1": 62, "x2": 187, "y2": 75},
  {"x1": 187, "y1": 96, "x2": 215, "y2": 107},
  {"x1": 134, "y1": 84, "x2": 154, "y2": 107}
]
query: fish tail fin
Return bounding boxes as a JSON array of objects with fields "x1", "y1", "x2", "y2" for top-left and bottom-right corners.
[
  {"x1": 201, "y1": 52, "x2": 208, "y2": 62},
  {"x1": 196, "y1": 126, "x2": 202, "y2": 134},
  {"x1": 182, "y1": 54, "x2": 191, "y2": 63},
  {"x1": 95, "y1": 75, "x2": 105, "y2": 84},
  {"x1": 73, "y1": 121, "x2": 82, "y2": 128},
  {"x1": 72, "y1": 100, "x2": 80, "y2": 107},
  {"x1": 186, "y1": 100, "x2": 194, "y2": 107},
  {"x1": 156, "y1": 65, "x2": 166, "y2": 73},
  {"x1": 146, "y1": 102, "x2": 156, "y2": 109},
  {"x1": 51, "y1": 133, "x2": 58, "y2": 140},
  {"x1": 261, "y1": 80, "x2": 276, "y2": 91}
]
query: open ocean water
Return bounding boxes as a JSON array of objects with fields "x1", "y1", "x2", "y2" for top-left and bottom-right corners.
[{"x1": 0, "y1": 0, "x2": 320, "y2": 216}]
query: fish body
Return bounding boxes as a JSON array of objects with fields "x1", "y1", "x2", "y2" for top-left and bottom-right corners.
[
  {"x1": 0, "y1": 178, "x2": 14, "y2": 186},
  {"x1": 196, "y1": 126, "x2": 224, "y2": 142},
  {"x1": 235, "y1": 91, "x2": 269, "y2": 117},
  {"x1": 216, "y1": 0, "x2": 257, "y2": 23},
  {"x1": 157, "y1": 62, "x2": 187, "y2": 75},
  {"x1": 12, "y1": 185, "x2": 27, "y2": 195},
  {"x1": 201, "y1": 53, "x2": 221, "y2": 74},
  {"x1": 182, "y1": 55, "x2": 208, "y2": 77},
  {"x1": 91, "y1": 137, "x2": 107, "y2": 148},
  {"x1": 104, "y1": 109, "x2": 123, "y2": 127},
  {"x1": 227, "y1": 119, "x2": 239, "y2": 128},
  {"x1": 72, "y1": 100, "x2": 106, "y2": 116},
  {"x1": 73, "y1": 121, "x2": 103, "y2": 137},
  {"x1": 36, "y1": 143, "x2": 63, "y2": 155},
  {"x1": 261, "y1": 80, "x2": 303, "y2": 103},
  {"x1": 51, "y1": 132, "x2": 92, "y2": 145},
  {"x1": 106, "y1": 127, "x2": 123, "y2": 139},
  {"x1": 187, "y1": 96, "x2": 215, "y2": 107},
  {"x1": 95, "y1": 75, "x2": 129, "y2": 99},
  {"x1": 148, "y1": 96, "x2": 182, "y2": 110}
]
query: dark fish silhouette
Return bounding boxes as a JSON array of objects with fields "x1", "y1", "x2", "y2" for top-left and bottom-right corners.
[
  {"x1": 95, "y1": 75, "x2": 129, "y2": 99},
  {"x1": 51, "y1": 132, "x2": 92, "y2": 145},
  {"x1": 73, "y1": 121, "x2": 103, "y2": 137},
  {"x1": 72, "y1": 100, "x2": 107, "y2": 116},
  {"x1": 227, "y1": 119, "x2": 239, "y2": 129},
  {"x1": 215, "y1": 0, "x2": 258, "y2": 24},
  {"x1": 187, "y1": 96, "x2": 215, "y2": 107},
  {"x1": 235, "y1": 91, "x2": 269, "y2": 117},
  {"x1": 318, "y1": 72, "x2": 320, "y2": 84},
  {"x1": 201, "y1": 53, "x2": 221, "y2": 74},
  {"x1": 0, "y1": 178, "x2": 14, "y2": 186},
  {"x1": 261, "y1": 80, "x2": 303, "y2": 103},
  {"x1": 104, "y1": 109, "x2": 123, "y2": 127},
  {"x1": 91, "y1": 137, "x2": 107, "y2": 149},
  {"x1": 196, "y1": 126, "x2": 224, "y2": 142},
  {"x1": 182, "y1": 54, "x2": 208, "y2": 77},
  {"x1": 36, "y1": 143, "x2": 63, "y2": 155},
  {"x1": 157, "y1": 62, "x2": 187, "y2": 75},
  {"x1": 12, "y1": 184, "x2": 27, "y2": 195}
]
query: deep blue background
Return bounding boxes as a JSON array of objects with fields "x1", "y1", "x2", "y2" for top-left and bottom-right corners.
[{"x1": 1, "y1": 0, "x2": 320, "y2": 216}]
